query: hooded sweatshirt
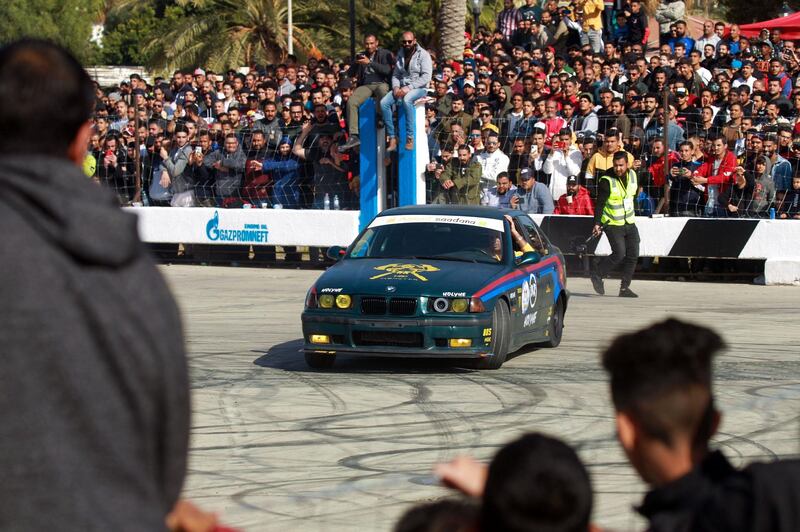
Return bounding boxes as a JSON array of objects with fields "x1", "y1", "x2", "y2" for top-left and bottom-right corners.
[{"x1": 0, "y1": 155, "x2": 189, "y2": 530}]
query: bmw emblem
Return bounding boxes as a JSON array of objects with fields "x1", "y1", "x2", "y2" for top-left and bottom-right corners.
[{"x1": 386, "y1": 285, "x2": 397, "y2": 292}]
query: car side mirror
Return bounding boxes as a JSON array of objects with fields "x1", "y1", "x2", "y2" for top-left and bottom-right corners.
[
  {"x1": 517, "y1": 251, "x2": 541, "y2": 266},
  {"x1": 326, "y1": 246, "x2": 346, "y2": 261}
]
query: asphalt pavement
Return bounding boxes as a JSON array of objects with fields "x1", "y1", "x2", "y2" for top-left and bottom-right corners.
[{"x1": 161, "y1": 265, "x2": 800, "y2": 531}]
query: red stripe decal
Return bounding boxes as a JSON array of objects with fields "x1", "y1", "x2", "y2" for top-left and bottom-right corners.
[{"x1": 474, "y1": 256, "x2": 561, "y2": 298}]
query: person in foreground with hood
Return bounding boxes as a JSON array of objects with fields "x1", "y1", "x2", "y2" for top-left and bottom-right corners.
[{"x1": 0, "y1": 39, "x2": 217, "y2": 531}]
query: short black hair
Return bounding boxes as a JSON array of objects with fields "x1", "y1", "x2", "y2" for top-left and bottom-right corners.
[
  {"x1": 481, "y1": 433, "x2": 592, "y2": 532},
  {"x1": 612, "y1": 150, "x2": 628, "y2": 162},
  {"x1": 0, "y1": 39, "x2": 94, "y2": 157},
  {"x1": 601, "y1": 318, "x2": 724, "y2": 446},
  {"x1": 394, "y1": 498, "x2": 478, "y2": 532}
]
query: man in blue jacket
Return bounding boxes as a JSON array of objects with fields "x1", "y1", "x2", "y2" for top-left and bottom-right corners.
[{"x1": 379, "y1": 31, "x2": 433, "y2": 152}]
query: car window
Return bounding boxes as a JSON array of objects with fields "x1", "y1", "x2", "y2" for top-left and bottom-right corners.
[
  {"x1": 346, "y1": 221, "x2": 504, "y2": 264},
  {"x1": 517, "y1": 215, "x2": 549, "y2": 255}
]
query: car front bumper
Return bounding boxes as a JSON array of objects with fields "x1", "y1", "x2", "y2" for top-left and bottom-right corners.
[{"x1": 301, "y1": 312, "x2": 495, "y2": 359}]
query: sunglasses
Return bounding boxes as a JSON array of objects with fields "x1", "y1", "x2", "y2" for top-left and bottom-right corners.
[{"x1": 402, "y1": 40, "x2": 414, "y2": 44}]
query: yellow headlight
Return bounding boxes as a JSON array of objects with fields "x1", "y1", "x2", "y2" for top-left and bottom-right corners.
[
  {"x1": 335, "y1": 294, "x2": 352, "y2": 309},
  {"x1": 449, "y1": 338, "x2": 473, "y2": 348},
  {"x1": 319, "y1": 294, "x2": 334, "y2": 308},
  {"x1": 310, "y1": 334, "x2": 331, "y2": 344},
  {"x1": 451, "y1": 298, "x2": 469, "y2": 313}
]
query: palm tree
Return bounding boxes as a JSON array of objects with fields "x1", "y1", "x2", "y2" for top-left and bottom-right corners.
[
  {"x1": 438, "y1": 0, "x2": 466, "y2": 61},
  {"x1": 111, "y1": 0, "x2": 389, "y2": 72}
]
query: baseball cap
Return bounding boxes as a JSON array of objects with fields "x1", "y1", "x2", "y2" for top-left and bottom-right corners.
[
  {"x1": 567, "y1": 175, "x2": 578, "y2": 185},
  {"x1": 520, "y1": 168, "x2": 532, "y2": 180},
  {"x1": 194, "y1": 68, "x2": 206, "y2": 76},
  {"x1": 482, "y1": 123, "x2": 500, "y2": 134},
  {"x1": 463, "y1": 80, "x2": 476, "y2": 88},
  {"x1": 675, "y1": 87, "x2": 688, "y2": 96}
]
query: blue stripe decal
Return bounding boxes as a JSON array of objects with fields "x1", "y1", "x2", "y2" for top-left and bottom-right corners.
[{"x1": 480, "y1": 266, "x2": 557, "y2": 302}]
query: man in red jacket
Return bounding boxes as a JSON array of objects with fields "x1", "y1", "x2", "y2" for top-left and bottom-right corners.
[
  {"x1": 691, "y1": 134, "x2": 737, "y2": 217},
  {"x1": 554, "y1": 175, "x2": 595, "y2": 215}
]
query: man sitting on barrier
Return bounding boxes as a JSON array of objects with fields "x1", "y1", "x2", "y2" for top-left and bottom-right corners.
[
  {"x1": 339, "y1": 34, "x2": 394, "y2": 152},
  {"x1": 379, "y1": 31, "x2": 432, "y2": 152}
]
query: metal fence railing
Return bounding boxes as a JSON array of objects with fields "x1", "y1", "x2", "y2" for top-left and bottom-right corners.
[
  {"x1": 87, "y1": 106, "x2": 799, "y2": 219},
  {"x1": 423, "y1": 110, "x2": 798, "y2": 219}
]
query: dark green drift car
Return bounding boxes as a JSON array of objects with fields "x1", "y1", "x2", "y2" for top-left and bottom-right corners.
[{"x1": 301, "y1": 205, "x2": 569, "y2": 369}]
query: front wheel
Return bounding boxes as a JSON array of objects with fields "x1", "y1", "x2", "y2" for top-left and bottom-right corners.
[
  {"x1": 539, "y1": 297, "x2": 564, "y2": 348},
  {"x1": 476, "y1": 299, "x2": 511, "y2": 370},
  {"x1": 305, "y1": 351, "x2": 336, "y2": 369}
]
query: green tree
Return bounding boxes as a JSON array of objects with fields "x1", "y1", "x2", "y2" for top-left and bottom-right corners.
[
  {"x1": 0, "y1": 0, "x2": 103, "y2": 62},
  {"x1": 109, "y1": 0, "x2": 392, "y2": 72},
  {"x1": 100, "y1": 2, "x2": 195, "y2": 65}
]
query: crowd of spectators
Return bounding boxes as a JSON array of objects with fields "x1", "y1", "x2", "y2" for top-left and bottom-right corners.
[{"x1": 84, "y1": 0, "x2": 800, "y2": 219}]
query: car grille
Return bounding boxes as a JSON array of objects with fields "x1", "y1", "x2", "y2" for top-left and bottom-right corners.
[
  {"x1": 353, "y1": 331, "x2": 424, "y2": 348},
  {"x1": 361, "y1": 296, "x2": 387, "y2": 315},
  {"x1": 389, "y1": 297, "x2": 417, "y2": 316},
  {"x1": 360, "y1": 297, "x2": 417, "y2": 316}
]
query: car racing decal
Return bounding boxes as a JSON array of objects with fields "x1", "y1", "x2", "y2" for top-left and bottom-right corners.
[
  {"x1": 473, "y1": 255, "x2": 564, "y2": 303},
  {"x1": 369, "y1": 214, "x2": 505, "y2": 232},
  {"x1": 369, "y1": 263, "x2": 440, "y2": 281}
]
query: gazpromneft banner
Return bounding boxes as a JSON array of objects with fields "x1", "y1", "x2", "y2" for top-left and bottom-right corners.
[
  {"x1": 368, "y1": 214, "x2": 506, "y2": 232},
  {"x1": 127, "y1": 207, "x2": 361, "y2": 247}
]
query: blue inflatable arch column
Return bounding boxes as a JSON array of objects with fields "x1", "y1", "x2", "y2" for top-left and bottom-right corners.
[
  {"x1": 357, "y1": 98, "x2": 386, "y2": 230},
  {"x1": 397, "y1": 102, "x2": 429, "y2": 206}
]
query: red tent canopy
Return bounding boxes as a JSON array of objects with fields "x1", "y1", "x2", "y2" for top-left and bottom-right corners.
[{"x1": 739, "y1": 13, "x2": 800, "y2": 40}]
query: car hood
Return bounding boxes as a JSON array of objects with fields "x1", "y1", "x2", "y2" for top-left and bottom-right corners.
[{"x1": 315, "y1": 258, "x2": 505, "y2": 297}]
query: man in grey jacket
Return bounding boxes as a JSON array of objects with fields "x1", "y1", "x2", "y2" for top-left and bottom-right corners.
[
  {"x1": 511, "y1": 167, "x2": 555, "y2": 214},
  {"x1": 206, "y1": 133, "x2": 247, "y2": 206},
  {"x1": 0, "y1": 39, "x2": 194, "y2": 530},
  {"x1": 379, "y1": 31, "x2": 433, "y2": 151},
  {"x1": 160, "y1": 123, "x2": 194, "y2": 205}
]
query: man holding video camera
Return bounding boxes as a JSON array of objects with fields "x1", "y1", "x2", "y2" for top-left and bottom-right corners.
[{"x1": 339, "y1": 35, "x2": 394, "y2": 151}]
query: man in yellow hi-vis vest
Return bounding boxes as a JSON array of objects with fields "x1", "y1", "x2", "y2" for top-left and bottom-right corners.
[{"x1": 591, "y1": 151, "x2": 640, "y2": 298}]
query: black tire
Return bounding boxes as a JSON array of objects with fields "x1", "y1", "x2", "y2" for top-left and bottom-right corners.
[
  {"x1": 476, "y1": 299, "x2": 511, "y2": 369},
  {"x1": 304, "y1": 351, "x2": 336, "y2": 369},
  {"x1": 540, "y1": 297, "x2": 564, "y2": 348}
]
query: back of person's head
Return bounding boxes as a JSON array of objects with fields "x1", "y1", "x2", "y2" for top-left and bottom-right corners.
[
  {"x1": 601, "y1": 318, "x2": 724, "y2": 449},
  {"x1": 480, "y1": 433, "x2": 592, "y2": 532},
  {"x1": 0, "y1": 39, "x2": 94, "y2": 157},
  {"x1": 394, "y1": 498, "x2": 478, "y2": 532}
]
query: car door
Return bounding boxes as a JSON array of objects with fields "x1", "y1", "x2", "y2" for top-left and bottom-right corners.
[{"x1": 516, "y1": 215, "x2": 554, "y2": 336}]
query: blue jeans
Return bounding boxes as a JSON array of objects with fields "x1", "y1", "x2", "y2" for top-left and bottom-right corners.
[{"x1": 380, "y1": 88, "x2": 428, "y2": 139}]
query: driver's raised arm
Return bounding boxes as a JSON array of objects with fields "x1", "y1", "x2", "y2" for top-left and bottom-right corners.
[{"x1": 504, "y1": 215, "x2": 533, "y2": 253}]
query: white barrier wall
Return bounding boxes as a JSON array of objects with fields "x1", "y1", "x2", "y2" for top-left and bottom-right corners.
[
  {"x1": 127, "y1": 207, "x2": 361, "y2": 247},
  {"x1": 128, "y1": 208, "x2": 800, "y2": 284}
]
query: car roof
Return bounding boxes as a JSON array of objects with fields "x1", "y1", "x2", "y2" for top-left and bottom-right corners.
[{"x1": 376, "y1": 205, "x2": 519, "y2": 220}]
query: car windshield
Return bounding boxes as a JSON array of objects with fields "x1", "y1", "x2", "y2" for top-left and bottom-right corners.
[{"x1": 348, "y1": 219, "x2": 504, "y2": 264}]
